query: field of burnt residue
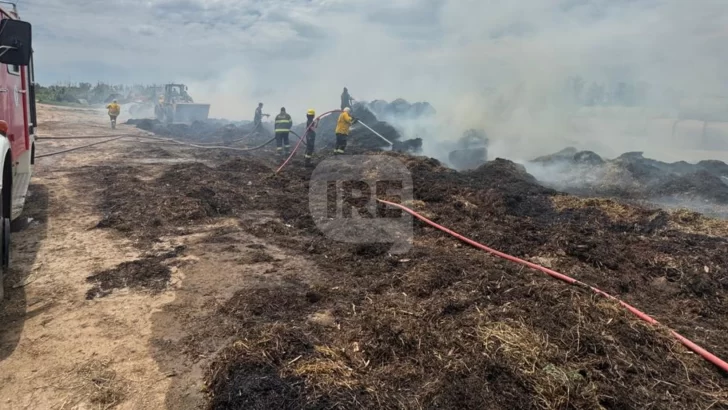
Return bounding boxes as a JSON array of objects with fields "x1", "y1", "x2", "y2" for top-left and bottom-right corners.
[{"x1": 86, "y1": 148, "x2": 728, "y2": 409}]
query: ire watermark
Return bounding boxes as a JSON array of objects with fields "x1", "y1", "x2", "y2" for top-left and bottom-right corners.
[{"x1": 309, "y1": 155, "x2": 413, "y2": 254}]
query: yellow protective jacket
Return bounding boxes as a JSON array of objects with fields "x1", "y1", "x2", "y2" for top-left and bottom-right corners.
[
  {"x1": 335, "y1": 111, "x2": 354, "y2": 135},
  {"x1": 106, "y1": 103, "x2": 120, "y2": 115}
]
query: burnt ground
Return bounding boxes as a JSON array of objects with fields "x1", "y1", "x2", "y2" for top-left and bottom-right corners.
[
  {"x1": 80, "y1": 135, "x2": 728, "y2": 410},
  {"x1": 85, "y1": 247, "x2": 184, "y2": 299}
]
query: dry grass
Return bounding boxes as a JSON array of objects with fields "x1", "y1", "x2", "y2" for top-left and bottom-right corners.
[
  {"x1": 290, "y1": 346, "x2": 357, "y2": 390},
  {"x1": 550, "y1": 195, "x2": 643, "y2": 221},
  {"x1": 668, "y1": 208, "x2": 728, "y2": 237},
  {"x1": 478, "y1": 319, "x2": 600, "y2": 410},
  {"x1": 54, "y1": 359, "x2": 129, "y2": 410},
  {"x1": 402, "y1": 199, "x2": 426, "y2": 210},
  {"x1": 451, "y1": 195, "x2": 479, "y2": 209},
  {"x1": 552, "y1": 195, "x2": 728, "y2": 238},
  {"x1": 478, "y1": 320, "x2": 547, "y2": 374},
  {"x1": 76, "y1": 359, "x2": 128, "y2": 409}
]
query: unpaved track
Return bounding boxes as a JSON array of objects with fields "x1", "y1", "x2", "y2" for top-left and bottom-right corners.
[{"x1": 0, "y1": 105, "x2": 307, "y2": 409}]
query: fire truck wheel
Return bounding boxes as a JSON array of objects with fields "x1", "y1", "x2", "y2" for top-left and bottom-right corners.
[
  {"x1": 2, "y1": 217, "x2": 9, "y2": 269},
  {"x1": 1, "y1": 213, "x2": 8, "y2": 271},
  {"x1": 0, "y1": 199, "x2": 7, "y2": 300}
]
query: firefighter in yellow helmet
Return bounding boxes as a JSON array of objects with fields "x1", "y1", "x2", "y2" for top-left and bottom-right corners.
[
  {"x1": 334, "y1": 107, "x2": 357, "y2": 154},
  {"x1": 274, "y1": 107, "x2": 293, "y2": 155},
  {"x1": 106, "y1": 99, "x2": 121, "y2": 128},
  {"x1": 304, "y1": 109, "x2": 318, "y2": 166}
]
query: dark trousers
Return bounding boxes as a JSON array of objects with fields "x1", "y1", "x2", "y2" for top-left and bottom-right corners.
[
  {"x1": 335, "y1": 133, "x2": 347, "y2": 151},
  {"x1": 305, "y1": 131, "x2": 316, "y2": 155},
  {"x1": 275, "y1": 131, "x2": 290, "y2": 149}
]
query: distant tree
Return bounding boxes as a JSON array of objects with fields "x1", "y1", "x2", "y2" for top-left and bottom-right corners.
[
  {"x1": 635, "y1": 81, "x2": 650, "y2": 105},
  {"x1": 565, "y1": 76, "x2": 585, "y2": 104},
  {"x1": 585, "y1": 82, "x2": 604, "y2": 106},
  {"x1": 613, "y1": 82, "x2": 637, "y2": 106}
]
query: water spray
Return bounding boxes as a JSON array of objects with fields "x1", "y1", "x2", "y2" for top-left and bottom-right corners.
[{"x1": 357, "y1": 120, "x2": 393, "y2": 146}]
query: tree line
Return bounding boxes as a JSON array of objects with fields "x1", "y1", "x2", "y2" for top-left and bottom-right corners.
[{"x1": 35, "y1": 82, "x2": 165, "y2": 105}]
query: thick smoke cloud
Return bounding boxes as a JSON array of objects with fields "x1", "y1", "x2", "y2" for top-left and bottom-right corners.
[{"x1": 24, "y1": 0, "x2": 728, "y2": 162}]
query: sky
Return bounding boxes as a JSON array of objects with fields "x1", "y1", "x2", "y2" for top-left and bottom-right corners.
[{"x1": 16, "y1": 0, "x2": 728, "y2": 159}]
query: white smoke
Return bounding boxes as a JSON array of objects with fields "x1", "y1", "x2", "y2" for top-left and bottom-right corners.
[{"x1": 27, "y1": 0, "x2": 728, "y2": 163}]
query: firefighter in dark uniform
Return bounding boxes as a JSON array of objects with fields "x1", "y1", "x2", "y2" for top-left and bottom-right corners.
[
  {"x1": 274, "y1": 107, "x2": 293, "y2": 155},
  {"x1": 341, "y1": 87, "x2": 353, "y2": 110},
  {"x1": 254, "y1": 102, "x2": 269, "y2": 130}
]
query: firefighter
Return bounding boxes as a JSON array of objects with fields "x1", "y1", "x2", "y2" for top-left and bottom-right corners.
[
  {"x1": 334, "y1": 107, "x2": 357, "y2": 154},
  {"x1": 341, "y1": 87, "x2": 354, "y2": 110},
  {"x1": 304, "y1": 109, "x2": 318, "y2": 166},
  {"x1": 274, "y1": 107, "x2": 293, "y2": 155},
  {"x1": 253, "y1": 102, "x2": 269, "y2": 130},
  {"x1": 106, "y1": 99, "x2": 121, "y2": 127}
]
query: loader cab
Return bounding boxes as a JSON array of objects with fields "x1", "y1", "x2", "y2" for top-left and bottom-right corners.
[{"x1": 164, "y1": 84, "x2": 193, "y2": 104}]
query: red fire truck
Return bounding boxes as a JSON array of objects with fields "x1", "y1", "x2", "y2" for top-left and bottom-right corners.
[{"x1": 0, "y1": 4, "x2": 35, "y2": 299}]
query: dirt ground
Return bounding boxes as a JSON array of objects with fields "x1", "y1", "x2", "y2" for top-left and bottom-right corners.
[
  {"x1": 0, "y1": 105, "x2": 727, "y2": 410},
  {"x1": 0, "y1": 105, "x2": 313, "y2": 409}
]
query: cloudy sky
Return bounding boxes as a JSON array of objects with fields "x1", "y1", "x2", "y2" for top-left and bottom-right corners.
[{"x1": 15, "y1": 0, "x2": 728, "y2": 154}]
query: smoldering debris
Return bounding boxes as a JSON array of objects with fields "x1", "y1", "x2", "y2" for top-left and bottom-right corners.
[
  {"x1": 125, "y1": 102, "x2": 424, "y2": 154},
  {"x1": 528, "y1": 149, "x2": 728, "y2": 217},
  {"x1": 125, "y1": 118, "x2": 268, "y2": 143},
  {"x1": 442, "y1": 129, "x2": 490, "y2": 171},
  {"x1": 363, "y1": 98, "x2": 436, "y2": 121},
  {"x1": 293, "y1": 103, "x2": 423, "y2": 153}
]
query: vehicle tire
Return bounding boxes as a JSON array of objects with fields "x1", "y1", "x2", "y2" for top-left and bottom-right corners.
[
  {"x1": 0, "y1": 194, "x2": 8, "y2": 301},
  {"x1": 1, "y1": 217, "x2": 8, "y2": 269}
]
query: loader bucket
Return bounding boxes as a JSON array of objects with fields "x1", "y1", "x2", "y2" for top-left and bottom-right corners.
[
  {"x1": 172, "y1": 103, "x2": 210, "y2": 123},
  {"x1": 448, "y1": 147, "x2": 488, "y2": 171}
]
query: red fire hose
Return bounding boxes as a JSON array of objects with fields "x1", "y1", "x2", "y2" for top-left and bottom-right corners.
[
  {"x1": 276, "y1": 109, "x2": 342, "y2": 174},
  {"x1": 376, "y1": 199, "x2": 728, "y2": 373}
]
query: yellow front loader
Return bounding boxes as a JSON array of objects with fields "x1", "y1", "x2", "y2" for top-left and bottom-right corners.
[{"x1": 154, "y1": 83, "x2": 210, "y2": 124}]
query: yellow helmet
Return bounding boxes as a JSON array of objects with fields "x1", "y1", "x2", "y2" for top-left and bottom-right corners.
[{"x1": 307, "y1": 109, "x2": 315, "y2": 116}]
